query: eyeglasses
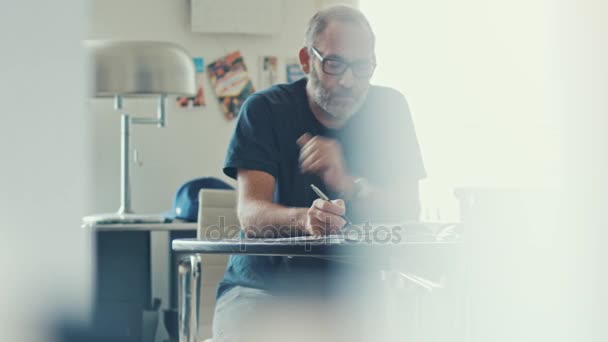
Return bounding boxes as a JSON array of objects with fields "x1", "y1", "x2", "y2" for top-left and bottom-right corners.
[{"x1": 311, "y1": 47, "x2": 376, "y2": 78}]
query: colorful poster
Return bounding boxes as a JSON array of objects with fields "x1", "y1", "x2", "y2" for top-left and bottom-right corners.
[
  {"x1": 259, "y1": 56, "x2": 278, "y2": 90},
  {"x1": 286, "y1": 58, "x2": 306, "y2": 83},
  {"x1": 208, "y1": 51, "x2": 255, "y2": 120},
  {"x1": 177, "y1": 57, "x2": 206, "y2": 108}
]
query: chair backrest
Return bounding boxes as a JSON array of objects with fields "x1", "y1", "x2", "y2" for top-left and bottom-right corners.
[
  {"x1": 197, "y1": 189, "x2": 239, "y2": 240},
  {"x1": 195, "y1": 188, "x2": 239, "y2": 339}
]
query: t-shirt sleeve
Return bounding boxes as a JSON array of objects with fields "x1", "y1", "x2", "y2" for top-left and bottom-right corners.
[
  {"x1": 399, "y1": 92, "x2": 426, "y2": 180},
  {"x1": 223, "y1": 94, "x2": 279, "y2": 180},
  {"x1": 378, "y1": 90, "x2": 426, "y2": 186}
]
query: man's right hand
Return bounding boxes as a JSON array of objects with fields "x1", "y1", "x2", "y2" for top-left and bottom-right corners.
[{"x1": 304, "y1": 198, "x2": 347, "y2": 236}]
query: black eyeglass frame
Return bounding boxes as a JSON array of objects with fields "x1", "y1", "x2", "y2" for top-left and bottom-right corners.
[{"x1": 310, "y1": 46, "x2": 376, "y2": 78}]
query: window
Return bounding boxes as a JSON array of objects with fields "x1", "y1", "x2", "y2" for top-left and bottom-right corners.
[{"x1": 360, "y1": 1, "x2": 563, "y2": 221}]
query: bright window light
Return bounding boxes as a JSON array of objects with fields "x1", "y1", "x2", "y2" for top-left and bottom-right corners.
[{"x1": 360, "y1": 1, "x2": 563, "y2": 221}]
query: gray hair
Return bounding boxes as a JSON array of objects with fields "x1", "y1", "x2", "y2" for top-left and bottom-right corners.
[{"x1": 304, "y1": 5, "x2": 375, "y2": 51}]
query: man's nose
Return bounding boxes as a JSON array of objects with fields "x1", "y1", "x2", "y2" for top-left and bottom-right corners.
[{"x1": 338, "y1": 67, "x2": 355, "y2": 88}]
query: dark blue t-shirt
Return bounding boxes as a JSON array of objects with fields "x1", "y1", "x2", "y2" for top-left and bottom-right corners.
[{"x1": 217, "y1": 78, "x2": 425, "y2": 299}]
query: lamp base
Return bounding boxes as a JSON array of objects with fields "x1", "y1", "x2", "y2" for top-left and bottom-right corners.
[{"x1": 82, "y1": 212, "x2": 168, "y2": 227}]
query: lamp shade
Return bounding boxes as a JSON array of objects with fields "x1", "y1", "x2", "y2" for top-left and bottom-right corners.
[{"x1": 86, "y1": 40, "x2": 197, "y2": 97}]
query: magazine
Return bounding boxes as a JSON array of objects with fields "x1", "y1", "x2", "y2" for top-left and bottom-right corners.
[{"x1": 207, "y1": 51, "x2": 255, "y2": 120}]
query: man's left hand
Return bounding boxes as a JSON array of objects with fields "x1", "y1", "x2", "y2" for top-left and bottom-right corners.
[{"x1": 297, "y1": 133, "x2": 354, "y2": 193}]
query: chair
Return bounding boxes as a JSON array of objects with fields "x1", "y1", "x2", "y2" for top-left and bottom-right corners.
[
  {"x1": 195, "y1": 189, "x2": 239, "y2": 340},
  {"x1": 179, "y1": 189, "x2": 240, "y2": 341}
]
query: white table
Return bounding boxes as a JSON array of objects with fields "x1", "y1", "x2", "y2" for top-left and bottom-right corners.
[{"x1": 172, "y1": 226, "x2": 463, "y2": 341}]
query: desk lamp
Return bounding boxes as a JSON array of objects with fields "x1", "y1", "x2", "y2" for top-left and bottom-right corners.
[{"x1": 83, "y1": 41, "x2": 196, "y2": 226}]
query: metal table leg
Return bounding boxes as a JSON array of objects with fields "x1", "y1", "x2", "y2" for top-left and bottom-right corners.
[{"x1": 177, "y1": 255, "x2": 202, "y2": 342}]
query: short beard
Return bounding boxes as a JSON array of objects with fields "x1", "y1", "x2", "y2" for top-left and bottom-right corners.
[{"x1": 308, "y1": 63, "x2": 368, "y2": 120}]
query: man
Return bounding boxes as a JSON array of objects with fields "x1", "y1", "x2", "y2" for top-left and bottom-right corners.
[{"x1": 213, "y1": 5, "x2": 426, "y2": 341}]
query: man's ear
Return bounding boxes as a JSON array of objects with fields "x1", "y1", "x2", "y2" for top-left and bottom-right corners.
[{"x1": 299, "y1": 47, "x2": 311, "y2": 74}]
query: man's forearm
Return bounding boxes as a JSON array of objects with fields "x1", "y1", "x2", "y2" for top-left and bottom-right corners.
[{"x1": 238, "y1": 200, "x2": 308, "y2": 238}]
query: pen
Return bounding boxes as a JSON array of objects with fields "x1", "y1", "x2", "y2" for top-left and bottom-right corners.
[{"x1": 310, "y1": 184, "x2": 353, "y2": 228}]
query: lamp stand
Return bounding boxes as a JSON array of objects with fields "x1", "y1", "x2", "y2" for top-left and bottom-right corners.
[{"x1": 83, "y1": 95, "x2": 169, "y2": 226}]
